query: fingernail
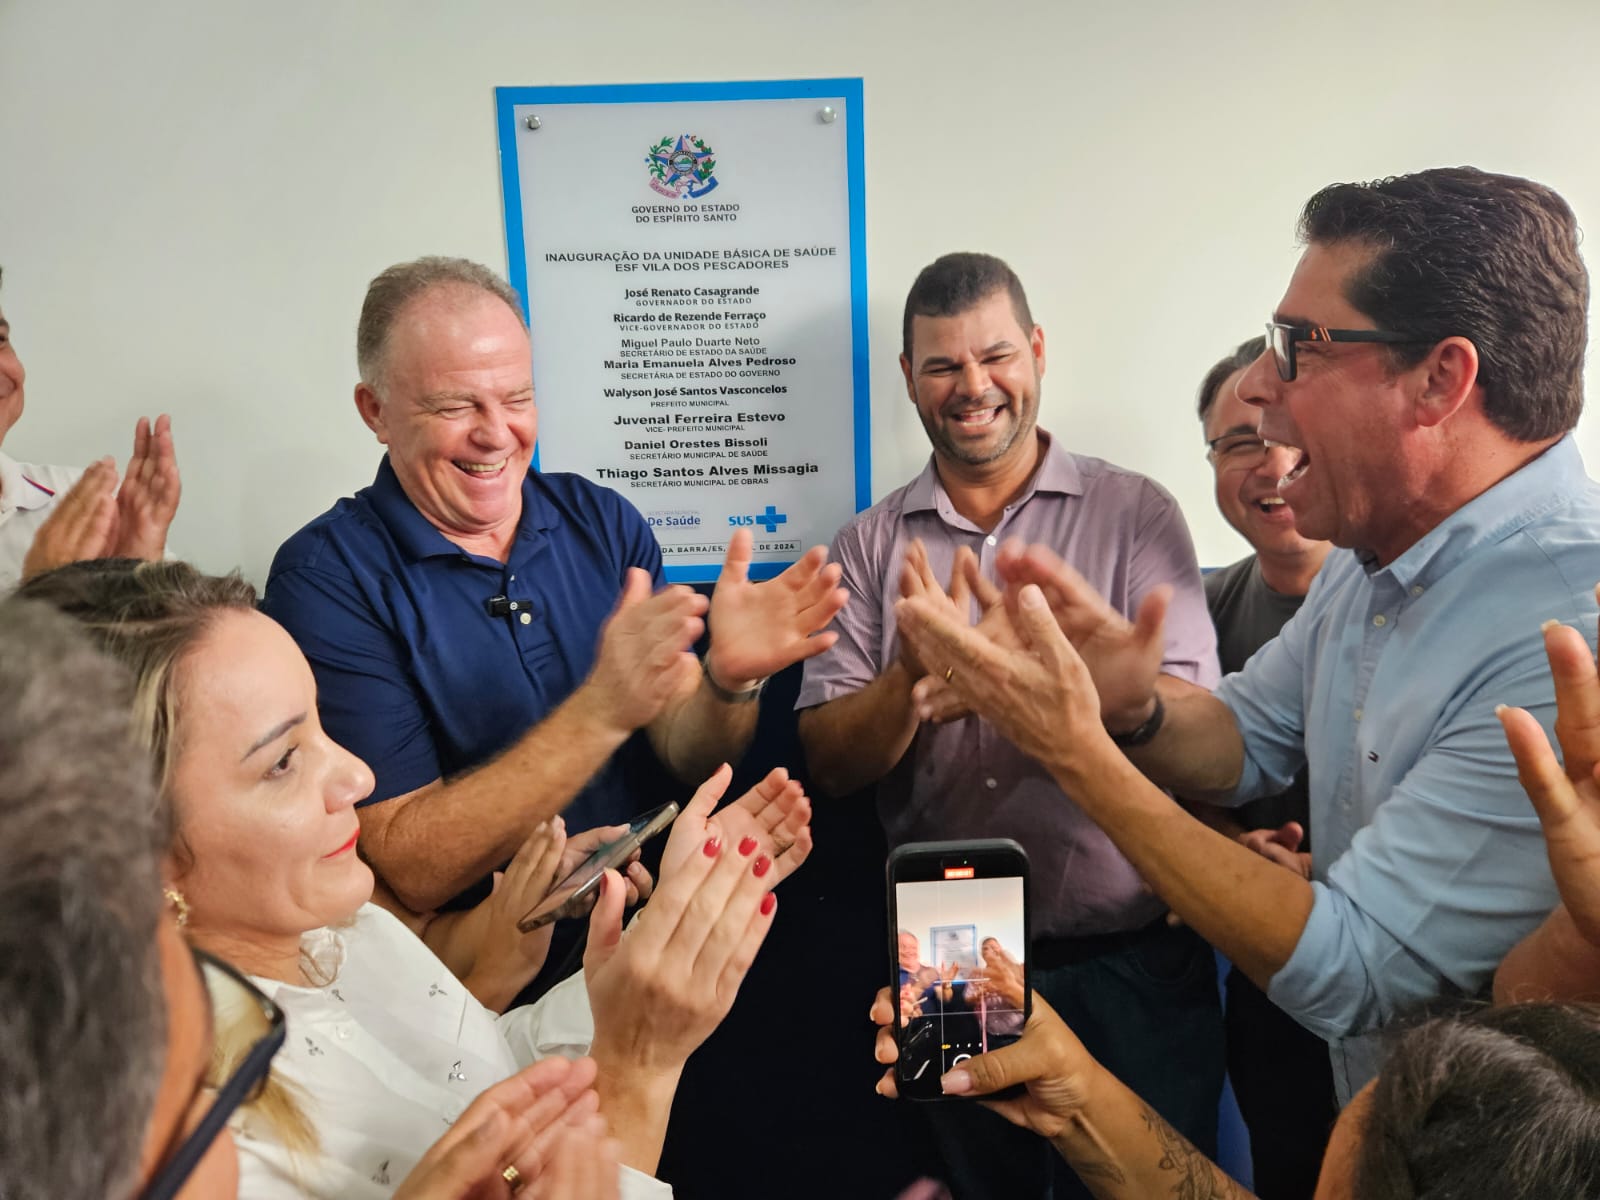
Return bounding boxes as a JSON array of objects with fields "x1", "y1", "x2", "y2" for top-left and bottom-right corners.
[
  {"x1": 760, "y1": 893, "x2": 776, "y2": 915},
  {"x1": 941, "y1": 1069, "x2": 972, "y2": 1095},
  {"x1": 703, "y1": 837, "x2": 721, "y2": 858},
  {"x1": 1494, "y1": 703, "x2": 1508, "y2": 716},
  {"x1": 753, "y1": 854, "x2": 772, "y2": 877},
  {"x1": 874, "y1": 1076, "x2": 887, "y2": 1096},
  {"x1": 1541, "y1": 618, "x2": 1561, "y2": 632},
  {"x1": 598, "y1": 872, "x2": 608, "y2": 896},
  {"x1": 737, "y1": 836, "x2": 758, "y2": 857},
  {"x1": 1021, "y1": 585, "x2": 1046, "y2": 609}
]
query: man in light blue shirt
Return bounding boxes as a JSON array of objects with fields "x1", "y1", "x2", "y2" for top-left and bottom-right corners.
[{"x1": 892, "y1": 165, "x2": 1598, "y2": 1102}]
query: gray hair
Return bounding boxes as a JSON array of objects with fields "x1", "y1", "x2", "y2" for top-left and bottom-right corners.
[
  {"x1": 0, "y1": 600, "x2": 169, "y2": 1200},
  {"x1": 356, "y1": 256, "x2": 527, "y2": 389}
]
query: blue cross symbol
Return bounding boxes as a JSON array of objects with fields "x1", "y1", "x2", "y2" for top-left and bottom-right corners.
[{"x1": 756, "y1": 505, "x2": 788, "y2": 533}]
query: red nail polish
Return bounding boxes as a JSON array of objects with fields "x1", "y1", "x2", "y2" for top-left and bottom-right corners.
[
  {"x1": 760, "y1": 893, "x2": 776, "y2": 916},
  {"x1": 737, "y1": 836, "x2": 758, "y2": 857},
  {"x1": 703, "y1": 837, "x2": 721, "y2": 858},
  {"x1": 753, "y1": 854, "x2": 772, "y2": 877}
]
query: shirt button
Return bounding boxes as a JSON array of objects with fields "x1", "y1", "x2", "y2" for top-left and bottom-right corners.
[
  {"x1": 1373, "y1": 614, "x2": 1387, "y2": 627},
  {"x1": 985, "y1": 777, "x2": 998, "y2": 790},
  {"x1": 985, "y1": 535, "x2": 997, "y2": 546},
  {"x1": 335, "y1": 1026, "x2": 351, "y2": 1040},
  {"x1": 1354, "y1": 708, "x2": 1364, "y2": 721},
  {"x1": 1410, "y1": 585, "x2": 1424, "y2": 597},
  {"x1": 519, "y1": 612, "x2": 532, "y2": 626}
]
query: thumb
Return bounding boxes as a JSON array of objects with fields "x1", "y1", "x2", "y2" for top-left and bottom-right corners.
[
  {"x1": 614, "y1": 567, "x2": 652, "y2": 612},
  {"x1": 1270, "y1": 822, "x2": 1305, "y2": 852},
  {"x1": 1132, "y1": 585, "x2": 1171, "y2": 655},
  {"x1": 409, "y1": 1108, "x2": 508, "y2": 1195},
  {"x1": 583, "y1": 869, "x2": 627, "y2": 969},
  {"x1": 719, "y1": 527, "x2": 753, "y2": 585},
  {"x1": 685, "y1": 762, "x2": 733, "y2": 822},
  {"x1": 1014, "y1": 585, "x2": 1071, "y2": 672},
  {"x1": 940, "y1": 1037, "x2": 1037, "y2": 1098}
]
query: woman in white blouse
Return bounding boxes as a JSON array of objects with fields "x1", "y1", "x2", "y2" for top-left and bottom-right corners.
[{"x1": 27, "y1": 559, "x2": 813, "y2": 1200}]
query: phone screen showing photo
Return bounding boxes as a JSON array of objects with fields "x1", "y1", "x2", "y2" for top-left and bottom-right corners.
[{"x1": 894, "y1": 869, "x2": 1027, "y2": 1099}]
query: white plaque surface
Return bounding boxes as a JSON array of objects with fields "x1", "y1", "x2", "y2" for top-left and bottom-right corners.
[{"x1": 496, "y1": 80, "x2": 868, "y2": 582}]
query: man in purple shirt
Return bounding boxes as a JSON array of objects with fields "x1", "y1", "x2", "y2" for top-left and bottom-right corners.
[{"x1": 797, "y1": 253, "x2": 1222, "y2": 1200}]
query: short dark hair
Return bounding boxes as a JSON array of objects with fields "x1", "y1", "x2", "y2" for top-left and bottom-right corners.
[
  {"x1": 1356, "y1": 1002, "x2": 1600, "y2": 1198},
  {"x1": 902, "y1": 252, "x2": 1033, "y2": 359},
  {"x1": 0, "y1": 600, "x2": 168, "y2": 1200},
  {"x1": 1298, "y1": 167, "x2": 1588, "y2": 442},
  {"x1": 1196, "y1": 336, "x2": 1267, "y2": 425}
]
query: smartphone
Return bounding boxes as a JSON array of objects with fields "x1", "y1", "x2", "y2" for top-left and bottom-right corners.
[
  {"x1": 887, "y1": 838, "x2": 1031, "y2": 1101},
  {"x1": 517, "y1": 801, "x2": 680, "y2": 932}
]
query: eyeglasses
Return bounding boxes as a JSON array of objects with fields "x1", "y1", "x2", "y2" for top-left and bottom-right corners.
[
  {"x1": 1265, "y1": 321, "x2": 1428, "y2": 383},
  {"x1": 1205, "y1": 433, "x2": 1275, "y2": 469},
  {"x1": 139, "y1": 950, "x2": 285, "y2": 1200}
]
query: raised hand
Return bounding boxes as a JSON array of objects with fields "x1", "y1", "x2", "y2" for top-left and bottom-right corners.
[
  {"x1": 704, "y1": 527, "x2": 847, "y2": 690},
  {"x1": 995, "y1": 540, "x2": 1169, "y2": 731},
  {"x1": 656, "y1": 763, "x2": 813, "y2": 891},
  {"x1": 898, "y1": 542, "x2": 1014, "y2": 723},
  {"x1": 896, "y1": 583, "x2": 1108, "y2": 774},
  {"x1": 580, "y1": 568, "x2": 706, "y2": 734},
  {"x1": 1498, "y1": 603, "x2": 1600, "y2": 947},
  {"x1": 1238, "y1": 821, "x2": 1312, "y2": 880},
  {"x1": 112, "y1": 414, "x2": 181, "y2": 560},
  {"x1": 20, "y1": 457, "x2": 119, "y2": 579}
]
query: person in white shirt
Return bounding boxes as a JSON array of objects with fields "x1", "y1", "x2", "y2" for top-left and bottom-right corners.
[
  {"x1": 0, "y1": 265, "x2": 181, "y2": 590},
  {"x1": 25, "y1": 558, "x2": 812, "y2": 1200}
]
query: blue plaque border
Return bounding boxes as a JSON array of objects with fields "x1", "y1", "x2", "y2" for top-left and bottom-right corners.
[{"x1": 495, "y1": 78, "x2": 869, "y2": 583}]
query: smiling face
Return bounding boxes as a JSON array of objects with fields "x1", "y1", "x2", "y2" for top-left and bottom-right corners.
[
  {"x1": 1236, "y1": 240, "x2": 1426, "y2": 562},
  {"x1": 168, "y1": 610, "x2": 376, "y2": 946},
  {"x1": 898, "y1": 932, "x2": 921, "y2": 972},
  {"x1": 1204, "y1": 369, "x2": 1327, "y2": 565},
  {"x1": 0, "y1": 304, "x2": 26, "y2": 446},
  {"x1": 901, "y1": 289, "x2": 1045, "y2": 477},
  {"x1": 356, "y1": 285, "x2": 536, "y2": 555}
]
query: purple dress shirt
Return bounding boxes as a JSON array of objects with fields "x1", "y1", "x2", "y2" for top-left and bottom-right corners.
[{"x1": 797, "y1": 432, "x2": 1219, "y2": 937}]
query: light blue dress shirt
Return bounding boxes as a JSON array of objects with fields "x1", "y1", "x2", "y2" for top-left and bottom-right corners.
[{"x1": 1215, "y1": 435, "x2": 1600, "y2": 1101}]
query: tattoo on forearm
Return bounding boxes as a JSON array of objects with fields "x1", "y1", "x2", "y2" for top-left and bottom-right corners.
[
  {"x1": 1140, "y1": 1105, "x2": 1248, "y2": 1199},
  {"x1": 1072, "y1": 1159, "x2": 1128, "y2": 1187}
]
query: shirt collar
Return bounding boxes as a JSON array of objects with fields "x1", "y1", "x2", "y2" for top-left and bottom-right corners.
[
  {"x1": 902, "y1": 429, "x2": 1082, "y2": 517},
  {"x1": 367, "y1": 455, "x2": 558, "y2": 564},
  {"x1": 0, "y1": 450, "x2": 59, "y2": 516},
  {"x1": 1365, "y1": 434, "x2": 1590, "y2": 591}
]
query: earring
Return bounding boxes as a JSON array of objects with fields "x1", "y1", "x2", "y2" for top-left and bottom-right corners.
[{"x1": 163, "y1": 886, "x2": 190, "y2": 928}]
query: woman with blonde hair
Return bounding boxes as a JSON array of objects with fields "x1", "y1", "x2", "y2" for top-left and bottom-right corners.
[{"x1": 25, "y1": 558, "x2": 813, "y2": 1200}]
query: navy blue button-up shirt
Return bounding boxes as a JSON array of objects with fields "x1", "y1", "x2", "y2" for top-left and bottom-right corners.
[{"x1": 263, "y1": 457, "x2": 668, "y2": 850}]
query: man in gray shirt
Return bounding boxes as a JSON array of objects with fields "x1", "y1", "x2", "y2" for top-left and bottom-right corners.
[{"x1": 1197, "y1": 335, "x2": 1333, "y2": 1199}]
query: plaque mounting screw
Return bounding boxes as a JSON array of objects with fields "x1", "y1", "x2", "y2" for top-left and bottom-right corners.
[
  {"x1": 818, "y1": 106, "x2": 837, "y2": 124},
  {"x1": 524, "y1": 114, "x2": 542, "y2": 131}
]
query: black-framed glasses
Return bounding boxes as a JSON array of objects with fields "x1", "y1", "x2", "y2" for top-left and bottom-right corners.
[
  {"x1": 1266, "y1": 321, "x2": 1428, "y2": 382},
  {"x1": 139, "y1": 949, "x2": 285, "y2": 1200},
  {"x1": 1205, "y1": 433, "x2": 1273, "y2": 469}
]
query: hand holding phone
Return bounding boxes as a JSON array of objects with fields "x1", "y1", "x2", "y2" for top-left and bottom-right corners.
[
  {"x1": 517, "y1": 803, "x2": 679, "y2": 932},
  {"x1": 887, "y1": 839, "x2": 1031, "y2": 1100}
]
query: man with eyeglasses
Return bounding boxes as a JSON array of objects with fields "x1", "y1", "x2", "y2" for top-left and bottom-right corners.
[
  {"x1": 798, "y1": 252, "x2": 1222, "y2": 1200},
  {"x1": 1195, "y1": 335, "x2": 1334, "y2": 1198},
  {"x1": 893, "y1": 166, "x2": 1600, "y2": 1107}
]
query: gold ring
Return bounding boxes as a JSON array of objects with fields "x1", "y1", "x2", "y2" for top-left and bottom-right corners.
[
  {"x1": 502, "y1": 1164, "x2": 524, "y2": 1192},
  {"x1": 943, "y1": 666, "x2": 954, "y2": 683}
]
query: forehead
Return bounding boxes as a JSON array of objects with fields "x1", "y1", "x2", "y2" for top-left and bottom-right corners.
[
  {"x1": 908, "y1": 290, "x2": 1029, "y2": 360},
  {"x1": 384, "y1": 287, "x2": 530, "y2": 383},
  {"x1": 1277, "y1": 240, "x2": 1378, "y2": 327},
  {"x1": 179, "y1": 612, "x2": 307, "y2": 731}
]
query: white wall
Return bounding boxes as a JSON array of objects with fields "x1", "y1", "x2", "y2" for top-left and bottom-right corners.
[{"x1": 4, "y1": 0, "x2": 1600, "y2": 583}]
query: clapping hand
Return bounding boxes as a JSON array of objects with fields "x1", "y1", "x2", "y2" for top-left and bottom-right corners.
[{"x1": 704, "y1": 527, "x2": 847, "y2": 691}]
